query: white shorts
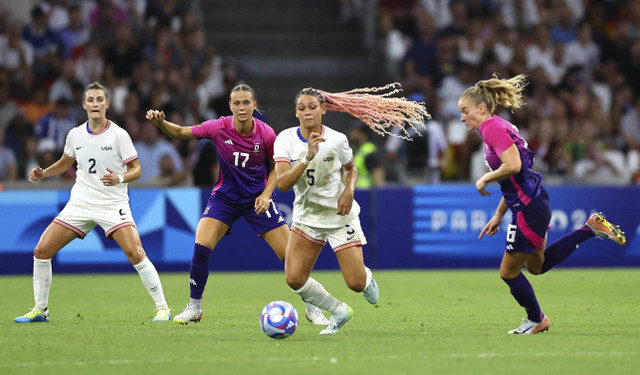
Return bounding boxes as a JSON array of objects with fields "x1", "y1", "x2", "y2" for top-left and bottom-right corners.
[
  {"x1": 291, "y1": 217, "x2": 367, "y2": 253},
  {"x1": 54, "y1": 201, "x2": 136, "y2": 239}
]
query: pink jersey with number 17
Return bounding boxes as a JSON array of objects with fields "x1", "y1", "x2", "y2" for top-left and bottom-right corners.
[{"x1": 191, "y1": 116, "x2": 277, "y2": 204}]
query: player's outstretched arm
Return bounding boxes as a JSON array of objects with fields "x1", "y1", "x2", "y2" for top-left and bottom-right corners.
[
  {"x1": 145, "y1": 109, "x2": 195, "y2": 140},
  {"x1": 29, "y1": 155, "x2": 75, "y2": 182}
]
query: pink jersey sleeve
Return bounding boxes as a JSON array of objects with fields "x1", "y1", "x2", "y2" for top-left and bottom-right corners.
[
  {"x1": 482, "y1": 123, "x2": 513, "y2": 156},
  {"x1": 191, "y1": 118, "x2": 224, "y2": 139}
]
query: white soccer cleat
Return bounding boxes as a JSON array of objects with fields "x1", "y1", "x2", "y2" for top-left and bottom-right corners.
[
  {"x1": 173, "y1": 304, "x2": 202, "y2": 325},
  {"x1": 14, "y1": 307, "x2": 49, "y2": 323},
  {"x1": 319, "y1": 302, "x2": 353, "y2": 335},
  {"x1": 507, "y1": 315, "x2": 550, "y2": 335},
  {"x1": 152, "y1": 306, "x2": 171, "y2": 322},
  {"x1": 304, "y1": 303, "x2": 328, "y2": 325},
  {"x1": 362, "y1": 278, "x2": 379, "y2": 304}
]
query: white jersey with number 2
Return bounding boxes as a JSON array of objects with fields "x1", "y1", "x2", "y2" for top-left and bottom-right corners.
[
  {"x1": 274, "y1": 124, "x2": 360, "y2": 228},
  {"x1": 63, "y1": 120, "x2": 137, "y2": 206}
]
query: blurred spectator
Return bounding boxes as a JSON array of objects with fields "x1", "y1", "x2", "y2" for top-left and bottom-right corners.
[
  {"x1": 22, "y1": 5, "x2": 60, "y2": 80},
  {"x1": 56, "y1": 3, "x2": 90, "y2": 60},
  {"x1": 348, "y1": 123, "x2": 386, "y2": 188},
  {"x1": 573, "y1": 140, "x2": 624, "y2": 183},
  {"x1": 0, "y1": 126, "x2": 18, "y2": 181},
  {"x1": 49, "y1": 59, "x2": 77, "y2": 102},
  {"x1": 526, "y1": 25, "x2": 553, "y2": 72},
  {"x1": 563, "y1": 20, "x2": 600, "y2": 72},
  {"x1": 154, "y1": 153, "x2": 188, "y2": 186},
  {"x1": 403, "y1": 10, "x2": 439, "y2": 98},
  {"x1": 492, "y1": 26, "x2": 517, "y2": 67},
  {"x1": 47, "y1": 0, "x2": 71, "y2": 32},
  {"x1": 499, "y1": 0, "x2": 540, "y2": 33},
  {"x1": 378, "y1": 10, "x2": 410, "y2": 80},
  {"x1": 74, "y1": 42, "x2": 105, "y2": 85},
  {"x1": 621, "y1": 96, "x2": 640, "y2": 152},
  {"x1": 457, "y1": 17, "x2": 484, "y2": 67},
  {"x1": 549, "y1": 1, "x2": 577, "y2": 45},
  {"x1": 190, "y1": 139, "x2": 218, "y2": 187},
  {"x1": 144, "y1": 23, "x2": 182, "y2": 70},
  {"x1": 22, "y1": 85, "x2": 53, "y2": 125},
  {"x1": 0, "y1": 79, "x2": 23, "y2": 130},
  {"x1": 20, "y1": 135, "x2": 39, "y2": 180},
  {"x1": 619, "y1": 39, "x2": 640, "y2": 97},
  {"x1": 35, "y1": 137, "x2": 60, "y2": 177},
  {"x1": 134, "y1": 121, "x2": 184, "y2": 183},
  {"x1": 386, "y1": 93, "x2": 448, "y2": 184},
  {"x1": 103, "y1": 23, "x2": 142, "y2": 86},
  {"x1": 34, "y1": 97, "x2": 76, "y2": 151},
  {"x1": 0, "y1": 21, "x2": 34, "y2": 91}
]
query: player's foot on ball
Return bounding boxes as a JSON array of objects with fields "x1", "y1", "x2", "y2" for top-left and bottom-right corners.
[
  {"x1": 304, "y1": 303, "x2": 328, "y2": 325},
  {"x1": 586, "y1": 212, "x2": 626, "y2": 245},
  {"x1": 14, "y1": 306, "x2": 49, "y2": 323},
  {"x1": 319, "y1": 302, "x2": 352, "y2": 335},
  {"x1": 173, "y1": 304, "x2": 202, "y2": 325},
  {"x1": 507, "y1": 315, "x2": 550, "y2": 335},
  {"x1": 152, "y1": 306, "x2": 171, "y2": 322}
]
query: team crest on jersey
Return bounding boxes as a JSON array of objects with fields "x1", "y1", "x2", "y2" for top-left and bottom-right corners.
[{"x1": 253, "y1": 143, "x2": 261, "y2": 153}]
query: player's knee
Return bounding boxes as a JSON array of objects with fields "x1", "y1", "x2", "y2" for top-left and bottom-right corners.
[
  {"x1": 528, "y1": 267, "x2": 543, "y2": 275},
  {"x1": 33, "y1": 246, "x2": 52, "y2": 260},
  {"x1": 285, "y1": 274, "x2": 306, "y2": 291},
  {"x1": 126, "y1": 246, "x2": 146, "y2": 264},
  {"x1": 346, "y1": 278, "x2": 366, "y2": 293}
]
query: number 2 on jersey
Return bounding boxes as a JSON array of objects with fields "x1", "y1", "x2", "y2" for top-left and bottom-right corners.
[{"x1": 233, "y1": 152, "x2": 249, "y2": 167}]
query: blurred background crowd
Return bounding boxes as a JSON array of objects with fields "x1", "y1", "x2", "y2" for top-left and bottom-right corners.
[{"x1": 0, "y1": 0, "x2": 638, "y2": 188}]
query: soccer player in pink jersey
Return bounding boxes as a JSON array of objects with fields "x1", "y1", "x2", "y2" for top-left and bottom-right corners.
[
  {"x1": 145, "y1": 84, "x2": 328, "y2": 325},
  {"x1": 14, "y1": 82, "x2": 170, "y2": 323},
  {"x1": 458, "y1": 74, "x2": 626, "y2": 334}
]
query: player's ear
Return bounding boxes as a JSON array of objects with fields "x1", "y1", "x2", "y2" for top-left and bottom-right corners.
[{"x1": 105, "y1": 100, "x2": 110, "y2": 110}]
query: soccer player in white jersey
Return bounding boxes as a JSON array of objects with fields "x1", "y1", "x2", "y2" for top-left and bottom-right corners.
[
  {"x1": 274, "y1": 85, "x2": 430, "y2": 334},
  {"x1": 13, "y1": 82, "x2": 171, "y2": 323},
  {"x1": 273, "y1": 88, "x2": 381, "y2": 334}
]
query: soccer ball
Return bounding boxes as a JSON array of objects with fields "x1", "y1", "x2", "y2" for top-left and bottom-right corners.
[{"x1": 260, "y1": 300, "x2": 298, "y2": 339}]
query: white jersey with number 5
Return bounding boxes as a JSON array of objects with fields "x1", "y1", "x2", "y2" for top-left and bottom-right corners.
[
  {"x1": 274, "y1": 125, "x2": 360, "y2": 228},
  {"x1": 63, "y1": 121, "x2": 137, "y2": 206}
]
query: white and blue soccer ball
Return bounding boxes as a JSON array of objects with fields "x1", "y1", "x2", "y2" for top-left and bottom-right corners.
[{"x1": 260, "y1": 300, "x2": 298, "y2": 339}]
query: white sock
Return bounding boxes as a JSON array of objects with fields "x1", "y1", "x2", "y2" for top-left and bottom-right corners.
[
  {"x1": 364, "y1": 266, "x2": 373, "y2": 289},
  {"x1": 133, "y1": 257, "x2": 167, "y2": 309},
  {"x1": 293, "y1": 277, "x2": 341, "y2": 314},
  {"x1": 189, "y1": 298, "x2": 202, "y2": 308},
  {"x1": 33, "y1": 257, "x2": 52, "y2": 310}
]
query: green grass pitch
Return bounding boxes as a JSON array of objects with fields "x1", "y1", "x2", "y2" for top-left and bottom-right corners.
[{"x1": 1, "y1": 269, "x2": 639, "y2": 375}]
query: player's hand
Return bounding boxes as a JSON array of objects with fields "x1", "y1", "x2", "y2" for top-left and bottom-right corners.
[
  {"x1": 254, "y1": 195, "x2": 270, "y2": 215},
  {"x1": 100, "y1": 168, "x2": 119, "y2": 186},
  {"x1": 479, "y1": 216, "x2": 501, "y2": 239},
  {"x1": 145, "y1": 109, "x2": 165, "y2": 126},
  {"x1": 475, "y1": 177, "x2": 490, "y2": 196},
  {"x1": 336, "y1": 190, "x2": 353, "y2": 216},
  {"x1": 305, "y1": 132, "x2": 325, "y2": 161},
  {"x1": 29, "y1": 166, "x2": 44, "y2": 182}
]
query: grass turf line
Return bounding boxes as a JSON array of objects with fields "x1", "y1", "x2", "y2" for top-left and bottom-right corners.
[{"x1": 1, "y1": 269, "x2": 638, "y2": 375}]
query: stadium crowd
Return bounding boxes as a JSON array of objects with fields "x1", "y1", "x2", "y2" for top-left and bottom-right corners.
[
  {"x1": 0, "y1": 0, "x2": 639, "y2": 187},
  {"x1": 369, "y1": 0, "x2": 640, "y2": 186}
]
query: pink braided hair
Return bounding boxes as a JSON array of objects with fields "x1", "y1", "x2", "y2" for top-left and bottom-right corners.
[{"x1": 315, "y1": 83, "x2": 431, "y2": 139}]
